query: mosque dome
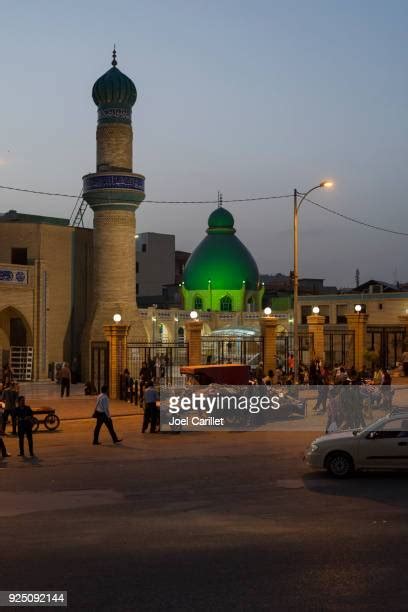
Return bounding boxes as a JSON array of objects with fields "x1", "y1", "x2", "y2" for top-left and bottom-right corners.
[
  {"x1": 183, "y1": 207, "x2": 260, "y2": 291},
  {"x1": 92, "y1": 49, "x2": 137, "y2": 108}
]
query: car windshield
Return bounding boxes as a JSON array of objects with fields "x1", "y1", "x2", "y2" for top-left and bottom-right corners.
[{"x1": 357, "y1": 416, "x2": 390, "y2": 436}]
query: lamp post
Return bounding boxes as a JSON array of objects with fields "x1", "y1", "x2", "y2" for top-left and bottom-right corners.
[{"x1": 293, "y1": 181, "x2": 333, "y2": 381}]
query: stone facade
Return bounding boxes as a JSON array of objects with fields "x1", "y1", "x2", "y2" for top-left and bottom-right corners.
[
  {"x1": 0, "y1": 219, "x2": 93, "y2": 379},
  {"x1": 96, "y1": 123, "x2": 133, "y2": 172}
]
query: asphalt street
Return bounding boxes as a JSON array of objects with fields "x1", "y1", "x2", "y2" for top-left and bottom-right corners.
[{"x1": 1, "y1": 416, "x2": 407, "y2": 612}]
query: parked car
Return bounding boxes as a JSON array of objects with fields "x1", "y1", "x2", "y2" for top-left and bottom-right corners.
[{"x1": 304, "y1": 410, "x2": 408, "y2": 477}]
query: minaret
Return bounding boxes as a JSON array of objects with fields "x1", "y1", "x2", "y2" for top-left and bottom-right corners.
[{"x1": 83, "y1": 49, "x2": 146, "y2": 348}]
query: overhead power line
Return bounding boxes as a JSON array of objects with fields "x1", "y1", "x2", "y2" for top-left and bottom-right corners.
[
  {"x1": 305, "y1": 197, "x2": 408, "y2": 237},
  {"x1": 0, "y1": 184, "x2": 291, "y2": 204},
  {"x1": 0, "y1": 183, "x2": 407, "y2": 236}
]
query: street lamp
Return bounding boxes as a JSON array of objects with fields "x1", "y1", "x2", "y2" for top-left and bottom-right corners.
[
  {"x1": 113, "y1": 313, "x2": 122, "y2": 323},
  {"x1": 293, "y1": 180, "x2": 334, "y2": 382},
  {"x1": 190, "y1": 310, "x2": 198, "y2": 320},
  {"x1": 264, "y1": 307, "x2": 272, "y2": 316},
  {"x1": 354, "y1": 304, "x2": 362, "y2": 313},
  {"x1": 312, "y1": 306, "x2": 320, "y2": 315}
]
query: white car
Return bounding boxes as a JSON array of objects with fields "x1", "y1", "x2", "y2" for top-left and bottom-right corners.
[{"x1": 305, "y1": 411, "x2": 408, "y2": 477}]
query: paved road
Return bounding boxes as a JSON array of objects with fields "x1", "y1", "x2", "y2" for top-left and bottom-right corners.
[{"x1": 1, "y1": 417, "x2": 407, "y2": 612}]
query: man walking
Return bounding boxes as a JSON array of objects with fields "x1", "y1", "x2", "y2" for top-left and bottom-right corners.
[
  {"x1": 142, "y1": 381, "x2": 159, "y2": 433},
  {"x1": 15, "y1": 396, "x2": 35, "y2": 457},
  {"x1": 60, "y1": 363, "x2": 71, "y2": 398},
  {"x1": 92, "y1": 385, "x2": 122, "y2": 445},
  {"x1": 2, "y1": 382, "x2": 18, "y2": 435}
]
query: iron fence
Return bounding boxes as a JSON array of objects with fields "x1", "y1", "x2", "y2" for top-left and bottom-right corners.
[
  {"x1": 324, "y1": 329, "x2": 355, "y2": 369},
  {"x1": 127, "y1": 342, "x2": 189, "y2": 386},
  {"x1": 201, "y1": 336, "x2": 263, "y2": 368},
  {"x1": 276, "y1": 333, "x2": 313, "y2": 371},
  {"x1": 366, "y1": 326, "x2": 407, "y2": 368}
]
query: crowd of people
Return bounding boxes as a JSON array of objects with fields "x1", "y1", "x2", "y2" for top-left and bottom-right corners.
[
  {"x1": 253, "y1": 357, "x2": 395, "y2": 433},
  {"x1": 253, "y1": 356, "x2": 392, "y2": 387}
]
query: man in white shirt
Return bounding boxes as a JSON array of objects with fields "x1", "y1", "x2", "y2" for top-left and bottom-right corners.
[{"x1": 92, "y1": 385, "x2": 122, "y2": 445}]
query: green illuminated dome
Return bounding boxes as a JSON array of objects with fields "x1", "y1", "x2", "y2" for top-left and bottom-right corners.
[
  {"x1": 183, "y1": 207, "x2": 260, "y2": 291},
  {"x1": 92, "y1": 49, "x2": 137, "y2": 108}
]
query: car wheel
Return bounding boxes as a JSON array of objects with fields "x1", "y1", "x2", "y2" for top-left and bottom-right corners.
[{"x1": 326, "y1": 452, "x2": 354, "y2": 478}]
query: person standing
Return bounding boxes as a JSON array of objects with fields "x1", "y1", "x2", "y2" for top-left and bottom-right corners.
[
  {"x1": 60, "y1": 363, "x2": 71, "y2": 398},
  {"x1": 2, "y1": 382, "x2": 18, "y2": 435},
  {"x1": 142, "y1": 381, "x2": 159, "y2": 433},
  {"x1": 380, "y1": 367, "x2": 392, "y2": 412},
  {"x1": 92, "y1": 385, "x2": 122, "y2": 445},
  {"x1": 15, "y1": 396, "x2": 35, "y2": 457},
  {"x1": 288, "y1": 353, "x2": 295, "y2": 375},
  {"x1": 402, "y1": 350, "x2": 408, "y2": 377},
  {"x1": 255, "y1": 362, "x2": 264, "y2": 385},
  {"x1": 0, "y1": 429, "x2": 11, "y2": 459},
  {"x1": 2, "y1": 363, "x2": 13, "y2": 387},
  {"x1": 0, "y1": 410, "x2": 11, "y2": 459}
]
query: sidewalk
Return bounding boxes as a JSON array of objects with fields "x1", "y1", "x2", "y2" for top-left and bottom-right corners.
[{"x1": 19, "y1": 382, "x2": 143, "y2": 421}]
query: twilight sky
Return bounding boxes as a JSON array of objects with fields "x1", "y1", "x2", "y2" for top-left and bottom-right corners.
[{"x1": 1, "y1": 0, "x2": 407, "y2": 288}]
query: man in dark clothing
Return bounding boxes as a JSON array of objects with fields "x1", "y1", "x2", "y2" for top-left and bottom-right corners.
[
  {"x1": 60, "y1": 363, "x2": 71, "y2": 398},
  {"x1": 142, "y1": 381, "x2": 159, "y2": 433},
  {"x1": 0, "y1": 418, "x2": 11, "y2": 458},
  {"x1": 15, "y1": 396, "x2": 35, "y2": 457},
  {"x1": 2, "y1": 383, "x2": 18, "y2": 434}
]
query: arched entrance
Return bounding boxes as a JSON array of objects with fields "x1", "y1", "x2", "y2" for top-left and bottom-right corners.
[{"x1": 0, "y1": 306, "x2": 34, "y2": 380}]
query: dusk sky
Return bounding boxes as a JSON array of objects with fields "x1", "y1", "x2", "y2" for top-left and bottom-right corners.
[{"x1": 1, "y1": 0, "x2": 407, "y2": 287}]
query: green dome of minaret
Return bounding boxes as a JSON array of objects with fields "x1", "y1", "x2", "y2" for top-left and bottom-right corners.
[{"x1": 92, "y1": 47, "x2": 137, "y2": 110}]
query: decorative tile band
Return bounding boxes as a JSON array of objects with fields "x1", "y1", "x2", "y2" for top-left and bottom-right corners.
[
  {"x1": 83, "y1": 174, "x2": 145, "y2": 193},
  {"x1": 98, "y1": 107, "x2": 132, "y2": 123},
  {"x1": 0, "y1": 268, "x2": 28, "y2": 284}
]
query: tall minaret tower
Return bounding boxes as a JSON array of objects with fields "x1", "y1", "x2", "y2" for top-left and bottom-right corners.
[{"x1": 83, "y1": 49, "x2": 146, "y2": 350}]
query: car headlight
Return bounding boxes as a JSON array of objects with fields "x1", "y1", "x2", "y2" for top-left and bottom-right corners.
[{"x1": 310, "y1": 442, "x2": 319, "y2": 452}]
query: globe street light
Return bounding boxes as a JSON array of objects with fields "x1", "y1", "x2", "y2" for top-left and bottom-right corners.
[
  {"x1": 293, "y1": 180, "x2": 334, "y2": 382},
  {"x1": 190, "y1": 310, "x2": 198, "y2": 320},
  {"x1": 354, "y1": 304, "x2": 362, "y2": 313},
  {"x1": 113, "y1": 313, "x2": 122, "y2": 323},
  {"x1": 312, "y1": 306, "x2": 320, "y2": 315},
  {"x1": 264, "y1": 307, "x2": 272, "y2": 316}
]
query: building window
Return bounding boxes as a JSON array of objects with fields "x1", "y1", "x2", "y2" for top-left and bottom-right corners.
[
  {"x1": 336, "y1": 304, "x2": 347, "y2": 324},
  {"x1": 194, "y1": 295, "x2": 203, "y2": 310},
  {"x1": 136, "y1": 283, "x2": 139, "y2": 294},
  {"x1": 378, "y1": 303, "x2": 383, "y2": 310},
  {"x1": 220, "y1": 295, "x2": 232, "y2": 312},
  {"x1": 136, "y1": 262, "x2": 139, "y2": 273},
  {"x1": 11, "y1": 248, "x2": 27, "y2": 265},
  {"x1": 142, "y1": 244, "x2": 147, "y2": 252}
]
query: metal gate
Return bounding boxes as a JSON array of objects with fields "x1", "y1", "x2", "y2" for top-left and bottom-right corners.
[
  {"x1": 201, "y1": 336, "x2": 263, "y2": 368},
  {"x1": 276, "y1": 333, "x2": 313, "y2": 371},
  {"x1": 127, "y1": 342, "x2": 188, "y2": 386},
  {"x1": 91, "y1": 341, "x2": 109, "y2": 394},
  {"x1": 324, "y1": 329, "x2": 355, "y2": 369},
  {"x1": 366, "y1": 326, "x2": 407, "y2": 368}
]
